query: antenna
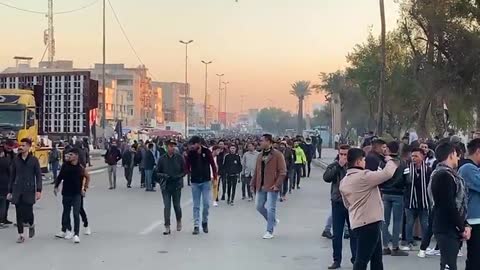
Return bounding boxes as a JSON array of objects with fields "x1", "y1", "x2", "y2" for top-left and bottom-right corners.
[{"x1": 44, "y1": 0, "x2": 55, "y2": 66}]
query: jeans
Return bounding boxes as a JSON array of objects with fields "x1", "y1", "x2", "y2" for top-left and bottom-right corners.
[
  {"x1": 108, "y1": 165, "x2": 117, "y2": 188},
  {"x1": 124, "y1": 166, "x2": 134, "y2": 185},
  {"x1": 332, "y1": 201, "x2": 356, "y2": 264},
  {"x1": 293, "y1": 164, "x2": 302, "y2": 188},
  {"x1": 317, "y1": 145, "x2": 322, "y2": 158},
  {"x1": 436, "y1": 232, "x2": 461, "y2": 270},
  {"x1": 51, "y1": 161, "x2": 59, "y2": 180},
  {"x1": 306, "y1": 158, "x2": 312, "y2": 177},
  {"x1": 162, "y1": 188, "x2": 182, "y2": 227},
  {"x1": 191, "y1": 181, "x2": 211, "y2": 227},
  {"x1": 62, "y1": 195, "x2": 81, "y2": 235},
  {"x1": 220, "y1": 174, "x2": 227, "y2": 199},
  {"x1": 255, "y1": 189, "x2": 279, "y2": 233},
  {"x1": 324, "y1": 212, "x2": 332, "y2": 232},
  {"x1": 466, "y1": 224, "x2": 480, "y2": 270},
  {"x1": 242, "y1": 175, "x2": 253, "y2": 199},
  {"x1": 145, "y1": 169, "x2": 154, "y2": 191},
  {"x1": 420, "y1": 208, "x2": 435, "y2": 251},
  {"x1": 80, "y1": 196, "x2": 88, "y2": 227},
  {"x1": 0, "y1": 197, "x2": 6, "y2": 224},
  {"x1": 381, "y1": 194, "x2": 404, "y2": 248},
  {"x1": 226, "y1": 175, "x2": 238, "y2": 202},
  {"x1": 352, "y1": 221, "x2": 383, "y2": 270},
  {"x1": 15, "y1": 195, "x2": 34, "y2": 234},
  {"x1": 140, "y1": 168, "x2": 145, "y2": 185},
  {"x1": 405, "y1": 208, "x2": 428, "y2": 244}
]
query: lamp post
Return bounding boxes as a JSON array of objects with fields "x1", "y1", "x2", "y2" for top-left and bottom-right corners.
[
  {"x1": 222, "y1": 81, "x2": 230, "y2": 127},
  {"x1": 216, "y1": 73, "x2": 224, "y2": 122},
  {"x1": 101, "y1": 0, "x2": 106, "y2": 133},
  {"x1": 201, "y1": 60, "x2": 213, "y2": 130},
  {"x1": 179, "y1": 40, "x2": 194, "y2": 137}
]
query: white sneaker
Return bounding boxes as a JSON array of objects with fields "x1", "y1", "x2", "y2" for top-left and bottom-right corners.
[
  {"x1": 65, "y1": 231, "x2": 74, "y2": 240},
  {"x1": 213, "y1": 201, "x2": 218, "y2": 207},
  {"x1": 263, "y1": 232, "x2": 274, "y2": 239},
  {"x1": 73, "y1": 235, "x2": 80, "y2": 244},
  {"x1": 55, "y1": 231, "x2": 66, "y2": 238},
  {"x1": 417, "y1": 250, "x2": 426, "y2": 258},
  {"x1": 400, "y1": 245, "x2": 411, "y2": 251},
  {"x1": 84, "y1": 227, "x2": 91, "y2": 235},
  {"x1": 458, "y1": 251, "x2": 463, "y2": 257},
  {"x1": 425, "y1": 248, "x2": 440, "y2": 256}
]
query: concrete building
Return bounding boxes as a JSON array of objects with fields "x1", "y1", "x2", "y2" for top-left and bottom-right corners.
[{"x1": 155, "y1": 82, "x2": 190, "y2": 123}]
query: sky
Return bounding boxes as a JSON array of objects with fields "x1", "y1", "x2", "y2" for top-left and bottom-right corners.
[{"x1": 0, "y1": 0, "x2": 400, "y2": 113}]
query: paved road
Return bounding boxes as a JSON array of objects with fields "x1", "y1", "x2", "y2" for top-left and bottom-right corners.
[{"x1": 0, "y1": 165, "x2": 465, "y2": 270}]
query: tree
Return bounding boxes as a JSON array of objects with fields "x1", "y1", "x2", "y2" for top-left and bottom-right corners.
[
  {"x1": 256, "y1": 107, "x2": 294, "y2": 134},
  {"x1": 378, "y1": 0, "x2": 386, "y2": 136},
  {"x1": 290, "y1": 80, "x2": 311, "y2": 134}
]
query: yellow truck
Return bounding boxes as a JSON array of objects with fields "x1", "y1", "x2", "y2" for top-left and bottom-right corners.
[{"x1": 0, "y1": 89, "x2": 50, "y2": 171}]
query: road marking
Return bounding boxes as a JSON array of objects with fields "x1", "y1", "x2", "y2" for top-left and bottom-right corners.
[
  {"x1": 139, "y1": 199, "x2": 193, "y2": 235},
  {"x1": 88, "y1": 168, "x2": 107, "y2": 175}
]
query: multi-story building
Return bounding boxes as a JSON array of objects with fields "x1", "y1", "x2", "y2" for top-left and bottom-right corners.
[{"x1": 156, "y1": 82, "x2": 190, "y2": 123}]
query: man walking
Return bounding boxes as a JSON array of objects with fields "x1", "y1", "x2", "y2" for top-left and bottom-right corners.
[
  {"x1": 157, "y1": 140, "x2": 186, "y2": 235},
  {"x1": 250, "y1": 134, "x2": 286, "y2": 239},
  {"x1": 122, "y1": 145, "x2": 136, "y2": 188},
  {"x1": 292, "y1": 140, "x2": 306, "y2": 189},
  {"x1": 48, "y1": 144, "x2": 60, "y2": 184},
  {"x1": 339, "y1": 148, "x2": 398, "y2": 270},
  {"x1": 144, "y1": 143, "x2": 156, "y2": 192},
  {"x1": 0, "y1": 146, "x2": 10, "y2": 228},
  {"x1": 104, "y1": 141, "x2": 122, "y2": 190},
  {"x1": 304, "y1": 137, "x2": 315, "y2": 178},
  {"x1": 242, "y1": 142, "x2": 258, "y2": 201},
  {"x1": 223, "y1": 145, "x2": 243, "y2": 205},
  {"x1": 323, "y1": 144, "x2": 357, "y2": 269},
  {"x1": 7, "y1": 138, "x2": 43, "y2": 243},
  {"x1": 279, "y1": 141, "x2": 294, "y2": 201},
  {"x1": 317, "y1": 133, "x2": 323, "y2": 159},
  {"x1": 185, "y1": 136, "x2": 217, "y2": 235},
  {"x1": 54, "y1": 148, "x2": 90, "y2": 244}
]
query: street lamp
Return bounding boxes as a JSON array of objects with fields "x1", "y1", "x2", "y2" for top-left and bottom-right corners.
[
  {"x1": 201, "y1": 60, "x2": 213, "y2": 130},
  {"x1": 222, "y1": 81, "x2": 230, "y2": 127},
  {"x1": 179, "y1": 39, "x2": 194, "y2": 137},
  {"x1": 216, "y1": 73, "x2": 224, "y2": 122}
]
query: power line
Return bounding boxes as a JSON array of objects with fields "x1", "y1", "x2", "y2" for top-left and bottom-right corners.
[
  {"x1": 0, "y1": 0, "x2": 99, "y2": 15},
  {"x1": 107, "y1": 0, "x2": 158, "y2": 80}
]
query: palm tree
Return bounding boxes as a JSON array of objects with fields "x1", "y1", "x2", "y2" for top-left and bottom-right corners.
[{"x1": 290, "y1": 80, "x2": 312, "y2": 134}]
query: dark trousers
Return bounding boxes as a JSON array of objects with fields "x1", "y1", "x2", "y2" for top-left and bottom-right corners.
[
  {"x1": 62, "y1": 195, "x2": 81, "y2": 235},
  {"x1": 227, "y1": 175, "x2": 238, "y2": 202},
  {"x1": 2, "y1": 200, "x2": 9, "y2": 222},
  {"x1": 282, "y1": 170, "x2": 294, "y2": 196},
  {"x1": 302, "y1": 164, "x2": 307, "y2": 177},
  {"x1": 293, "y1": 164, "x2": 302, "y2": 188},
  {"x1": 466, "y1": 224, "x2": 480, "y2": 270},
  {"x1": 140, "y1": 168, "x2": 145, "y2": 185},
  {"x1": 420, "y1": 209, "x2": 436, "y2": 250},
  {"x1": 15, "y1": 196, "x2": 34, "y2": 234},
  {"x1": 242, "y1": 176, "x2": 253, "y2": 199},
  {"x1": 332, "y1": 201, "x2": 357, "y2": 264},
  {"x1": 161, "y1": 188, "x2": 182, "y2": 227},
  {"x1": 436, "y1": 232, "x2": 461, "y2": 270},
  {"x1": 80, "y1": 196, "x2": 88, "y2": 227},
  {"x1": 352, "y1": 221, "x2": 383, "y2": 270},
  {"x1": 124, "y1": 166, "x2": 134, "y2": 185},
  {"x1": 317, "y1": 145, "x2": 322, "y2": 158},
  {"x1": 0, "y1": 197, "x2": 6, "y2": 224},
  {"x1": 220, "y1": 174, "x2": 227, "y2": 198},
  {"x1": 306, "y1": 158, "x2": 312, "y2": 177}
]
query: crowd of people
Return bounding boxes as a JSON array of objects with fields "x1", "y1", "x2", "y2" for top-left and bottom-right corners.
[{"x1": 322, "y1": 134, "x2": 479, "y2": 270}]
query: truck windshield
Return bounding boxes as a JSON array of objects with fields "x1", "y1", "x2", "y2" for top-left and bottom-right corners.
[{"x1": 0, "y1": 110, "x2": 25, "y2": 128}]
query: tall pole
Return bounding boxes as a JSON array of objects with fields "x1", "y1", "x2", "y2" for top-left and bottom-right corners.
[
  {"x1": 216, "y1": 73, "x2": 224, "y2": 122},
  {"x1": 180, "y1": 40, "x2": 194, "y2": 137},
  {"x1": 101, "y1": 0, "x2": 106, "y2": 131},
  {"x1": 202, "y1": 60, "x2": 213, "y2": 130},
  {"x1": 377, "y1": 0, "x2": 386, "y2": 136},
  {"x1": 222, "y1": 81, "x2": 230, "y2": 127},
  {"x1": 47, "y1": 0, "x2": 55, "y2": 66}
]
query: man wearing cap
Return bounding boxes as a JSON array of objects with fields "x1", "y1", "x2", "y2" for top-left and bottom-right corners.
[
  {"x1": 185, "y1": 136, "x2": 217, "y2": 235},
  {"x1": 156, "y1": 140, "x2": 186, "y2": 235}
]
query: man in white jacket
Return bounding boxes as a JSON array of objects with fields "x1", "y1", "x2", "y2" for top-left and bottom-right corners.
[{"x1": 242, "y1": 143, "x2": 258, "y2": 201}]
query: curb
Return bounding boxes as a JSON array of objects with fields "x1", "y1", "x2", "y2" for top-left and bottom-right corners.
[{"x1": 312, "y1": 159, "x2": 328, "y2": 170}]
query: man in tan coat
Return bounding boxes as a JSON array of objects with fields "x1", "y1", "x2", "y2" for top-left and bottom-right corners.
[
  {"x1": 339, "y1": 148, "x2": 398, "y2": 270},
  {"x1": 250, "y1": 134, "x2": 287, "y2": 239}
]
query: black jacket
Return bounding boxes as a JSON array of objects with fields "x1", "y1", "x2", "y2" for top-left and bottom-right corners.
[
  {"x1": 122, "y1": 150, "x2": 136, "y2": 167},
  {"x1": 222, "y1": 153, "x2": 243, "y2": 176},
  {"x1": 144, "y1": 150, "x2": 156, "y2": 170},
  {"x1": 156, "y1": 153, "x2": 186, "y2": 191},
  {"x1": 104, "y1": 146, "x2": 122, "y2": 165},
  {"x1": 186, "y1": 147, "x2": 216, "y2": 183},
  {"x1": 380, "y1": 157, "x2": 408, "y2": 196},
  {"x1": 323, "y1": 160, "x2": 347, "y2": 203},
  {"x1": 0, "y1": 156, "x2": 10, "y2": 197},
  {"x1": 365, "y1": 152, "x2": 386, "y2": 171},
  {"x1": 282, "y1": 148, "x2": 294, "y2": 171},
  {"x1": 9, "y1": 153, "x2": 43, "y2": 205},
  {"x1": 303, "y1": 143, "x2": 316, "y2": 160}
]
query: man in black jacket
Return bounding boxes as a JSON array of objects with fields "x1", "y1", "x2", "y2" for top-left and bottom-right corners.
[
  {"x1": 157, "y1": 140, "x2": 186, "y2": 235},
  {"x1": 222, "y1": 145, "x2": 243, "y2": 206},
  {"x1": 365, "y1": 139, "x2": 387, "y2": 171},
  {"x1": 7, "y1": 138, "x2": 43, "y2": 243},
  {"x1": 0, "y1": 146, "x2": 10, "y2": 228},
  {"x1": 429, "y1": 142, "x2": 471, "y2": 270},
  {"x1": 122, "y1": 145, "x2": 136, "y2": 188},
  {"x1": 304, "y1": 137, "x2": 316, "y2": 178},
  {"x1": 104, "y1": 141, "x2": 122, "y2": 190},
  {"x1": 279, "y1": 141, "x2": 294, "y2": 201},
  {"x1": 323, "y1": 144, "x2": 356, "y2": 269},
  {"x1": 379, "y1": 141, "x2": 409, "y2": 256}
]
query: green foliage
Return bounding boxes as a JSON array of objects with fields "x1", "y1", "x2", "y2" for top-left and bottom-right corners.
[{"x1": 256, "y1": 107, "x2": 299, "y2": 134}]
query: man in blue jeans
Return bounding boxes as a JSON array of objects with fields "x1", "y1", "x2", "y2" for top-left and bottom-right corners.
[
  {"x1": 185, "y1": 136, "x2": 217, "y2": 235},
  {"x1": 250, "y1": 134, "x2": 286, "y2": 239},
  {"x1": 323, "y1": 144, "x2": 357, "y2": 269},
  {"x1": 379, "y1": 141, "x2": 409, "y2": 256}
]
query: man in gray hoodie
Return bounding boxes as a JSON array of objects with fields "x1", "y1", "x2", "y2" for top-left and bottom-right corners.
[{"x1": 242, "y1": 143, "x2": 258, "y2": 201}]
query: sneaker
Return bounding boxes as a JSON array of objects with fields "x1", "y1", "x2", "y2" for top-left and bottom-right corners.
[
  {"x1": 327, "y1": 261, "x2": 341, "y2": 269},
  {"x1": 55, "y1": 231, "x2": 67, "y2": 238},
  {"x1": 425, "y1": 248, "x2": 440, "y2": 256},
  {"x1": 28, "y1": 224, "x2": 35, "y2": 238},
  {"x1": 73, "y1": 235, "x2": 80, "y2": 244},
  {"x1": 65, "y1": 231, "x2": 74, "y2": 240},
  {"x1": 163, "y1": 226, "x2": 171, "y2": 235},
  {"x1": 230, "y1": 201, "x2": 234, "y2": 206},
  {"x1": 263, "y1": 232, "x2": 274, "y2": 239},
  {"x1": 400, "y1": 245, "x2": 411, "y2": 251},
  {"x1": 458, "y1": 251, "x2": 463, "y2": 257},
  {"x1": 176, "y1": 221, "x2": 182, "y2": 232},
  {"x1": 84, "y1": 227, "x2": 91, "y2": 235},
  {"x1": 16, "y1": 235, "x2": 25, "y2": 244},
  {"x1": 192, "y1": 227, "x2": 200, "y2": 235},
  {"x1": 202, "y1": 223, "x2": 209, "y2": 233},
  {"x1": 248, "y1": 197, "x2": 253, "y2": 202},
  {"x1": 417, "y1": 250, "x2": 426, "y2": 258},
  {"x1": 382, "y1": 248, "x2": 392, "y2": 255},
  {"x1": 275, "y1": 219, "x2": 280, "y2": 227},
  {"x1": 0, "y1": 223, "x2": 7, "y2": 229},
  {"x1": 322, "y1": 230, "x2": 333, "y2": 239},
  {"x1": 391, "y1": 248, "x2": 409, "y2": 256},
  {"x1": 127, "y1": 185, "x2": 132, "y2": 188},
  {"x1": 4, "y1": 220, "x2": 13, "y2": 225},
  {"x1": 221, "y1": 196, "x2": 225, "y2": 201},
  {"x1": 213, "y1": 201, "x2": 218, "y2": 207}
]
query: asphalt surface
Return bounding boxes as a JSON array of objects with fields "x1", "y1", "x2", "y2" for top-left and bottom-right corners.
[{"x1": 0, "y1": 163, "x2": 466, "y2": 270}]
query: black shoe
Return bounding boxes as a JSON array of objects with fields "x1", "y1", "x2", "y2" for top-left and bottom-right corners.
[
  {"x1": 221, "y1": 196, "x2": 225, "y2": 201},
  {"x1": 322, "y1": 230, "x2": 333, "y2": 239},
  {"x1": 192, "y1": 227, "x2": 200, "y2": 235},
  {"x1": 140, "y1": 184, "x2": 145, "y2": 188},
  {"x1": 328, "y1": 262, "x2": 341, "y2": 269},
  {"x1": 230, "y1": 201, "x2": 234, "y2": 206},
  {"x1": 297, "y1": 186, "x2": 301, "y2": 189},
  {"x1": 344, "y1": 233, "x2": 350, "y2": 239},
  {"x1": 391, "y1": 248, "x2": 409, "y2": 256},
  {"x1": 202, "y1": 223, "x2": 209, "y2": 233},
  {"x1": 4, "y1": 220, "x2": 12, "y2": 225},
  {"x1": 163, "y1": 226, "x2": 171, "y2": 235},
  {"x1": 29, "y1": 224, "x2": 35, "y2": 238},
  {"x1": 382, "y1": 248, "x2": 392, "y2": 255}
]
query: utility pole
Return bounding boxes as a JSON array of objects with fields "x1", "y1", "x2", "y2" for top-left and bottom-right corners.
[
  {"x1": 101, "y1": 0, "x2": 106, "y2": 132},
  {"x1": 180, "y1": 40, "x2": 194, "y2": 137},
  {"x1": 216, "y1": 73, "x2": 224, "y2": 122},
  {"x1": 201, "y1": 60, "x2": 212, "y2": 130},
  {"x1": 377, "y1": 0, "x2": 386, "y2": 136},
  {"x1": 222, "y1": 81, "x2": 230, "y2": 127},
  {"x1": 45, "y1": 0, "x2": 55, "y2": 66}
]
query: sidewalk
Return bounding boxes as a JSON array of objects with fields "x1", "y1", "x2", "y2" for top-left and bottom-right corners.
[{"x1": 312, "y1": 148, "x2": 337, "y2": 169}]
